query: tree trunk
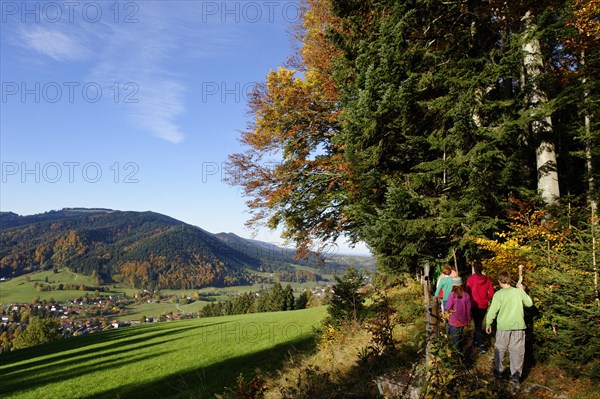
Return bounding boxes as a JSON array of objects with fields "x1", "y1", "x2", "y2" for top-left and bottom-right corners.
[
  {"x1": 522, "y1": 11, "x2": 560, "y2": 205},
  {"x1": 582, "y1": 50, "x2": 597, "y2": 214},
  {"x1": 422, "y1": 260, "x2": 439, "y2": 364},
  {"x1": 581, "y1": 50, "x2": 599, "y2": 306},
  {"x1": 452, "y1": 247, "x2": 458, "y2": 272},
  {"x1": 593, "y1": 206, "x2": 599, "y2": 307}
]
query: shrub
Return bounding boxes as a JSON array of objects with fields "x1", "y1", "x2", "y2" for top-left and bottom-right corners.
[{"x1": 326, "y1": 267, "x2": 366, "y2": 325}]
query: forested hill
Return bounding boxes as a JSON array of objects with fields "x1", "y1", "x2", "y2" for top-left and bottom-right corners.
[{"x1": 0, "y1": 209, "x2": 363, "y2": 289}]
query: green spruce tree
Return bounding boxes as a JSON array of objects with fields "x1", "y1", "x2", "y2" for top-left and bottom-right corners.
[
  {"x1": 283, "y1": 284, "x2": 295, "y2": 311},
  {"x1": 327, "y1": 267, "x2": 365, "y2": 325}
]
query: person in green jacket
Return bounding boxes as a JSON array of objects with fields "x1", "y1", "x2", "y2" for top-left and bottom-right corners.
[{"x1": 485, "y1": 269, "x2": 533, "y2": 388}]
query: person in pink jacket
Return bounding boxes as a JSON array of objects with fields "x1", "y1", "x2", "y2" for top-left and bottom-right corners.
[{"x1": 466, "y1": 261, "x2": 494, "y2": 353}]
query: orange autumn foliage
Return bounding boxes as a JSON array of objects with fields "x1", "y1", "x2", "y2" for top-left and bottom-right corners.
[
  {"x1": 568, "y1": 0, "x2": 600, "y2": 47},
  {"x1": 227, "y1": 0, "x2": 355, "y2": 257},
  {"x1": 470, "y1": 198, "x2": 568, "y2": 285}
]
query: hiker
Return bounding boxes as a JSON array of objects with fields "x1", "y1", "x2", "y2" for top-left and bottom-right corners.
[
  {"x1": 435, "y1": 267, "x2": 455, "y2": 312},
  {"x1": 446, "y1": 277, "x2": 472, "y2": 352},
  {"x1": 466, "y1": 261, "x2": 494, "y2": 353},
  {"x1": 485, "y1": 269, "x2": 533, "y2": 388}
]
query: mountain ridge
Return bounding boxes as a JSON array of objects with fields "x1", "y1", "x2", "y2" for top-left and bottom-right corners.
[{"x1": 0, "y1": 208, "x2": 371, "y2": 289}]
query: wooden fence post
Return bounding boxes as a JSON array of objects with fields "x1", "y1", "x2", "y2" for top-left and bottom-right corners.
[{"x1": 423, "y1": 258, "x2": 441, "y2": 366}]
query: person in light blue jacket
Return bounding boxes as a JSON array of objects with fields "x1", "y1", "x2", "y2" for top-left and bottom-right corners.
[{"x1": 435, "y1": 267, "x2": 455, "y2": 311}]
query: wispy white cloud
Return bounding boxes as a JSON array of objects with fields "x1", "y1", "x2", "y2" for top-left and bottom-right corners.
[
  {"x1": 19, "y1": 26, "x2": 90, "y2": 61},
  {"x1": 131, "y1": 80, "x2": 186, "y2": 144},
  {"x1": 86, "y1": 2, "x2": 244, "y2": 144},
  {"x1": 86, "y1": 12, "x2": 188, "y2": 144},
  {"x1": 8, "y1": 2, "x2": 246, "y2": 144}
]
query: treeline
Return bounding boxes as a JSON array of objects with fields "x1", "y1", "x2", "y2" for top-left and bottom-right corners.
[
  {"x1": 275, "y1": 270, "x2": 322, "y2": 283},
  {"x1": 250, "y1": 259, "x2": 347, "y2": 276},
  {"x1": 32, "y1": 281, "x2": 108, "y2": 293},
  {"x1": 249, "y1": 269, "x2": 324, "y2": 285},
  {"x1": 197, "y1": 283, "x2": 321, "y2": 318}
]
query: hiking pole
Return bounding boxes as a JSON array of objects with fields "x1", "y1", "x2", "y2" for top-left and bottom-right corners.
[{"x1": 517, "y1": 264, "x2": 524, "y2": 289}]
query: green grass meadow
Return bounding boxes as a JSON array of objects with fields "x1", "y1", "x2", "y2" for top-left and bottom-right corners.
[
  {"x1": 0, "y1": 269, "x2": 106, "y2": 304},
  {"x1": 0, "y1": 307, "x2": 326, "y2": 399}
]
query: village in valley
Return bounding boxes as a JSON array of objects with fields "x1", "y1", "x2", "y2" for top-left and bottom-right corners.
[{"x1": 0, "y1": 275, "x2": 337, "y2": 353}]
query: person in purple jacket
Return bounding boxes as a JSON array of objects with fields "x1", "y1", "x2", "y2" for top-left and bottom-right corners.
[{"x1": 446, "y1": 277, "x2": 472, "y2": 352}]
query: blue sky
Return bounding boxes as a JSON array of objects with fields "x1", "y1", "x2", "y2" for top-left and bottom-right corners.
[{"x1": 0, "y1": 1, "x2": 370, "y2": 255}]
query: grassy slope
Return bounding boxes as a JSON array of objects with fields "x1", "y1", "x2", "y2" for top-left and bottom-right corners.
[
  {"x1": 0, "y1": 270, "x2": 104, "y2": 304},
  {"x1": 0, "y1": 307, "x2": 326, "y2": 399}
]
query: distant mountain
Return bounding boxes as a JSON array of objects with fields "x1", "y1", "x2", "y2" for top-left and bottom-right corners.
[
  {"x1": 0, "y1": 209, "x2": 256, "y2": 289},
  {"x1": 214, "y1": 232, "x2": 375, "y2": 275},
  {"x1": 0, "y1": 209, "x2": 372, "y2": 289},
  {"x1": 215, "y1": 232, "x2": 317, "y2": 269},
  {"x1": 0, "y1": 208, "x2": 115, "y2": 228}
]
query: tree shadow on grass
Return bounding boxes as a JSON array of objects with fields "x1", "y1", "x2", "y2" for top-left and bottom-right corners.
[
  {"x1": 82, "y1": 334, "x2": 318, "y2": 399},
  {"x1": 2, "y1": 350, "x2": 175, "y2": 398},
  {"x1": 0, "y1": 322, "x2": 229, "y2": 397},
  {"x1": 0, "y1": 335, "x2": 193, "y2": 395},
  {"x1": 0, "y1": 322, "x2": 226, "y2": 376}
]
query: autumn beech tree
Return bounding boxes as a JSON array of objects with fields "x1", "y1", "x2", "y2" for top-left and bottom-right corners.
[
  {"x1": 226, "y1": 0, "x2": 353, "y2": 257},
  {"x1": 227, "y1": 68, "x2": 348, "y2": 257}
]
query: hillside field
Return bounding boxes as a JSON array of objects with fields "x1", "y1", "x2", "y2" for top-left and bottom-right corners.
[
  {"x1": 0, "y1": 306, "x2": 326, "y2": 399},
  {"x1": 0, "y1": 269, "x2": 126, "y2": 303},
  {"x1": 0, "y1": 268, "x2": 331, "y2": 320}
]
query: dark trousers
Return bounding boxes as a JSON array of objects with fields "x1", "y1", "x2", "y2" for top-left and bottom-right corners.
[
  {"x1": 448, "y1": 324, "x2": 464, "y2": 351},
  {"x1": 472, "y1": 307, "x2": 487, "y2": 347}
]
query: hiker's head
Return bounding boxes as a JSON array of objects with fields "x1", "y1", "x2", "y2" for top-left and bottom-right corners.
[
  {"x1": 473, "y1": 261, "x2": 484, "y2": 275},
  {"x1": 497, "y1": 270, "x2": 513, "y2": 285}
]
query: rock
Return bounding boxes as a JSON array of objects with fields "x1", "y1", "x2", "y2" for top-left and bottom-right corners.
[{"x1": 374, "y1": 374, "x2": 419, "y2": 399}]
